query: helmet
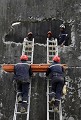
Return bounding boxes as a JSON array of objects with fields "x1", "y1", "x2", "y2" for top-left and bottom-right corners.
[
  {"x1": 28, "y1": 32, "x2": 33, "y2": 36},
  {"x1": 60, "y1": 24, "x2": 65, "y2": 29},
  {"x1": 52, "y1": 55, "x2": 60, "y2": 63},
  {"x1": 20, "y1": 55, "x2": 28, "y2": 61},
  {"x1": 47, "y1": 31, "x2": 52, "y2": 35}
]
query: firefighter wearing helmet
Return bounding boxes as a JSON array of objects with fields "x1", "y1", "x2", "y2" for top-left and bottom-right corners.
[
  {"x1": 24, "y1": 32, "x2": 33, "y2": 42},
  {"x1": 46, "y1": 55, "x2": 65, "y2": 112},
  {"x1": 27, "y1": 32, "x2": 33, "y2": 41},
  {"x1": 47, "y1": 31, "x2": 54, "y2": 41},
  {"x1": 13, "y1": 55, "x2": 33, "y2": 113},
  {"x1": 58, "y1": 24, "x2": 69, "y2": 46}
]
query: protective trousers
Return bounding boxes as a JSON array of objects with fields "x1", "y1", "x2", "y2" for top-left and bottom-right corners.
[
  {"x1": 16, "y1": 81, "x2": 29, "y2": 101},
  {"x1": 51, "y1": 76, "x2": 64, "y2": 107}
]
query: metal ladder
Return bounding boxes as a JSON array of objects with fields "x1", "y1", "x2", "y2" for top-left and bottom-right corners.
[
  {"x1": 47, "y1": 38, "x2": 58, "y2": 64},
  {"x1": 13, "y1": 38, "x2": 34, "y2": 120},
  {"x1": 22, "y1": 38, "x2": 34, "y2": 64},
  {"x1": 47, "y1": 38, "x2": 62, "y2": 120}
]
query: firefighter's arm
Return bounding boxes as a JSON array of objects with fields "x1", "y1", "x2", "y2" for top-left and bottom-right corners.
[
  {"x1": 29, "y1": 66, "x2": 33, "y2": 77},
  {"x1": 46, "y1": 68, "x2": 51, "y2": 76},
  {"x1": 61, "y1": 34, "x2": 68, "y2": 46},
  {"x1": 12, "y1": 65, "x2": 16, "y2": 81}
]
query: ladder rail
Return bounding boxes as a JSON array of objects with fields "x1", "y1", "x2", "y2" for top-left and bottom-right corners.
[
  {"x1": 22, "y1": 38, "x2": 27, "y2": 55},
  {"x1": 55, "y1": 38, "x2": 58, "y2": 56},
  {"x1": 13, "y1": 93, "x2": 18, "y2": 120},
  {"x1": 47, "y1": 38, "x2": 49, "y2": 64},
  {"x1": 47, "y1": 78, "x2": 50, "y2": 120},
  {"x1": 26, "y1": 80, "x2": 31, "y2": 120},
  {"x1": 59, "y1": 100, "x2": 62, "y2": 120},
  {"x1": 31, "y1": 38, "x2": 34, "y2": 64}
]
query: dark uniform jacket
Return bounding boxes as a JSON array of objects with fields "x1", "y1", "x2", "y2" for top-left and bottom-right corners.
[
  {"x1": 13, "y1": 61, "x2": 33, "y2": 83},
  {"x1": 46, "y1": 62, "x2": 64, "y2": 79},
  {"x1": 58, "y1": 31, "x2": 68, "y2": 46}
]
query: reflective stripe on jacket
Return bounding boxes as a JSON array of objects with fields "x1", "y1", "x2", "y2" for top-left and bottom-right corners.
[
  {"x1": 46, "y1": 62, "x2": 64, "y2": 78},
  {"x1": 58, "y1": 31, "x2": 68, "y2": 45}
]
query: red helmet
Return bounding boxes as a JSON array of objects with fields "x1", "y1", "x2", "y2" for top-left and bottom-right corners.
[
  {"x1": 47, "y1": 31, "x2": 52, "y2": 35},
  {"x1": 52, "y1": 55, "x2": 60, "y2": 63},
  {"x1": 20, "y1": 55, "x2": 28, "y2": 61}
]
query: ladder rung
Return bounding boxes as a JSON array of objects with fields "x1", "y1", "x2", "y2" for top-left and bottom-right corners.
[
  {"x1": 27, "y1": 61, "x2": 32, "y2": 63},
  {"x1": 24, "y1": 41, "x2": 32, "y2": 43},
  {"x1": 48, "y1": 45, "x2": 56, "y2": 47},
  {"x1": 28, "y1": 56, "x2": 31, "y2": 58},
  {"x1": 48, "y1": 93, "x2": 53, "y2": 95},
  {"x1": 49, "y1": 50, "x2": 56, "y2": 52},
  {"x1": 48, "y1": 110, "x2": 54, "y2": 113},
  {"x1": 47, "y1": 61, "x2": 53, "y2": 63},
  {"x1": 48, "y1": 109, "x2": 60, "y2": 113},
  {"x1": 25, "y1": 45, "x2": 32, "y2": 48},
  {"x1": 16, "y1": 101, "x2": 29, "y2": 104},
  {"x1": 23, "y1": 100, "x2": 28, "y2": 103},
  {"x1": 48, "y1": 55, "x2": 54, "y2": 57},
  {"x1": 24, "y1": 42, "x2": 32, "y2": 44},
  {"x1": 25, "y1": 47, "x2": 32, "y2": 49},
  {"x1": 24, "y1": 40, "x2": 32, "y2": 42},
  {"x1": 17, "y1": 91, "x2": 30, "y2": 95},
  {"x1": 15, "y1": 112, "x2": 28, "y2": 114},
  {"x1": 24, "y1": 49, "x2": 32, "y2": 51},
  {"x1": 23, "y1": 50, "x2": 32, "y2": 53},
  {"x1": 48, "y1": 40, "x2": 56, "y2": 43}
]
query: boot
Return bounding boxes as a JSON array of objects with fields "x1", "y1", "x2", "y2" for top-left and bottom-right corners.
[
  {"x1": 17, "y1": 96, "x2": 22, "y2": 103},
  {"x1": 49, "y1": 97, "x2": 55, "y2": 106},
  {"x1": 20, "y1": 106, "x2": 26, "y2": 113},
  {"x1": 54, "y1": 107, "x2": 59, "y2": 113}
]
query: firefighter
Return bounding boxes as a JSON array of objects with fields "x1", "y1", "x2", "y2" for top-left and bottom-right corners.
[
  {"x1": 46, "y1": 55, "x2": 65, "y2": 112},
  {"x1": 58, "y1": 24, "x2": 68, "y2": 46},
  {"x1": 26, "y1": 32, "x2": 33, "y2": 41},
  {"x1": 47, "y1": 31, "x2": 54, "y2": 41},
  {"x1": 13, "y1": 55, "x2": 33, "y2": 113}
]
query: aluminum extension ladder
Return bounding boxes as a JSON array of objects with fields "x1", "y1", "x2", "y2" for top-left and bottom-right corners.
[
  {"x1": 13, "y1": 38, "x2": 34, "y2": 120},
  {"x1": 47, "y1": 38, "x2": 58, "y2": 64},
  {"x1": 22, "y1": 38, "x2": 34, "y2": 64},
  {"x1": 47, "y1": 38, "x2": 62, "y2": 120}
]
